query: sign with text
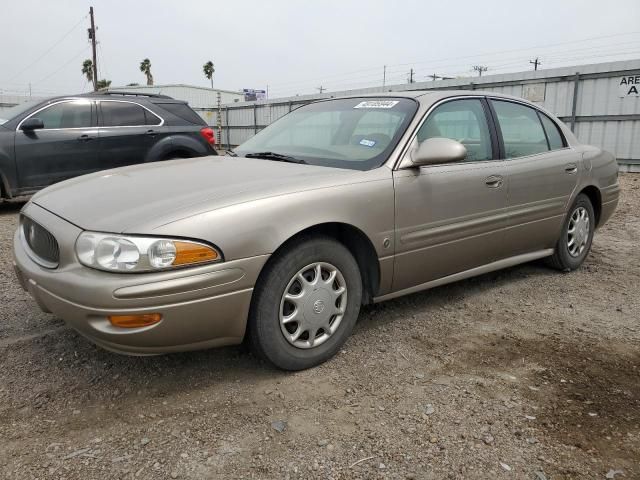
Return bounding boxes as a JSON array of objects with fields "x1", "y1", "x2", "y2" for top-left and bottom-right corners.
[
  {"x1": 619, "y1": 76, "x2": 640, "y2": 97},
  {"x1": 243, "y1": 89, "x2": 267, "y2": 102},
  {"x1": 522, "y1": 83, "x2": 546, "y2": 103}
]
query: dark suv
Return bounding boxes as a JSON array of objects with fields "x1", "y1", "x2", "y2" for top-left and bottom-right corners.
[{"x1": 0, "y1": 91, "x2": 217, "y2": 198}]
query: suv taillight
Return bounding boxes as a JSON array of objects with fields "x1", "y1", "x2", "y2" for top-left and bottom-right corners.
[{"x1": 200, "y1": 127, "x2": 216, "y2": 146}]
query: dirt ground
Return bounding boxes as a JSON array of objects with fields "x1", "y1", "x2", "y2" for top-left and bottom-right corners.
[{"x1": 0, "y1": 175, "x2": 638, "y2": 480}]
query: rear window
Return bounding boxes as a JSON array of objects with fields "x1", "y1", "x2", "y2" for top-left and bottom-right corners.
[
  {"x1": 491, "y1": 100, "x2": 549, "y2": 158},
  {"x1": 539, "y1": 113, "x2": 565, "y2": 150},
  {"x1": 157, "y1": 103, "x2": 205, "y2": 125}
]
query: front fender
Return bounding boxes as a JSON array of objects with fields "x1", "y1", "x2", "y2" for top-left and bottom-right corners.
[
  {"x1": 150, "y1": 168, "x2": 396, "y2": 262},
  {"x1": 0, "y1": 135, "x2": 17, "y2": 197}
]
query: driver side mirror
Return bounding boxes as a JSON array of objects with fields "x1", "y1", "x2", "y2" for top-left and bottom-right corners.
[
  {"x1": 410, "y1": 137, "x2": 467, "y2": 166},
  {"x1": 20, "y1": 118, "x2": 44, "y2": 131}
]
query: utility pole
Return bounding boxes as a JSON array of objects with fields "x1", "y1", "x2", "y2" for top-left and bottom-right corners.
[
  {"x1": 382, "y1": 65, "x2": 386, "y2": 91},
  {"x1": 428, "y1": 73, "x2": 441, "y2": 81},
  {"x1": 529, "y1": 57, "x2": 541, "y2": 70},
  {"x1": 472, "y1": 65, "x2": 488, "y2": 77},
  {"x1": 408, "y1": 68, "x2": 415, "y2": 84},
  {"x1": 216, "y1": 91, "x2": 222, "y2": 146},
  {"x1": 317, "y1": 86, "x2": 325, "y2": 94},
  {"x1": 89, "y1": 6, "x2": 98, "y2": 91}
]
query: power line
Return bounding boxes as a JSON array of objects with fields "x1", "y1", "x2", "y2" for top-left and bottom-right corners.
[
  {"x1": 4, "y1": 13, "x2": 88, "y2": 83},
  {"x1": 269, "y1": 42, "x2": 640, "y2": 96},
  {"x1": 32, "y1": 45, "x2": 91, "y2": 86},
  {"x1": 267, "y1": 31, "x2": 640, "y2": 94}
]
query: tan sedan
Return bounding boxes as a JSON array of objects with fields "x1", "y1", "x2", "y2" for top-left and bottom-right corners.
[{"x1": 13, "y1": 91, "x2": 620, "y2": 370}]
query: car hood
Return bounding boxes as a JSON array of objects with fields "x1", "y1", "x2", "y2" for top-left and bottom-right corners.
[{"x1": 32, "y1": 155, "x2": 363, "y2": 233}]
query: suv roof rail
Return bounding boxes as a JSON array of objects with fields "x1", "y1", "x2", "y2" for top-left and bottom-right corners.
[{"x1": 84, "y1": 91, "x2": 174, "y2": 99}]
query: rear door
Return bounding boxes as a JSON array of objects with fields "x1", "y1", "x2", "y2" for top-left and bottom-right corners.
[
  {"x1": 14, "y1": 99, "x2": 98, "y2": 189},
  {"x1": 97, "y1": 100, "x2": 164, "y2": 169},
  {"x1": 392, "y1": 97, "x2": 509, "y2": 292},
  {"x1": 489, "y1": 99, "x2": 579, "y2": 256}
]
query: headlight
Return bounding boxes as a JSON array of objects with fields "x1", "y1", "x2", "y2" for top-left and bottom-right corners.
[{"x1": 76, "y1": 232, "x2": 221, "y2": 272}]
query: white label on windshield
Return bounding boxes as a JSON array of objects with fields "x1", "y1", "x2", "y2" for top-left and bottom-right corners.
[{"x1": 353, "y1": 100, "x2": 399, "y2": 109}]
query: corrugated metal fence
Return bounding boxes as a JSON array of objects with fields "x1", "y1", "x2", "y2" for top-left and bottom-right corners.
[{"x1": 219, "y1": 59, "x2": 640, "y2": 170}]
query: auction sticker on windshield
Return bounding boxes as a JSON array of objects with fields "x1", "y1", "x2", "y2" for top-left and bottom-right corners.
[{"x1": 353, "y1": 100, "x2": 399, "y2": 109}]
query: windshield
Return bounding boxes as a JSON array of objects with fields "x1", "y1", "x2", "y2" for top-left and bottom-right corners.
[
  {"x1": 0, "y1": 99, "x2": 43, "y2": 125},
  {"x1": 234, "y1": 97, "x2": 418, "y2": 170}
]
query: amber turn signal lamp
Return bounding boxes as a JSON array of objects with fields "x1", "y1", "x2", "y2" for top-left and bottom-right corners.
[
  {"x1": 109, "y1": 313, "x2": 162, "y2": 328},
  {"x1": 173, "y1": 241, "x2": 219, "y2": 266}
]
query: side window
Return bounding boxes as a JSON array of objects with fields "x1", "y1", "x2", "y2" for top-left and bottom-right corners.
[
  {"x1": 539, "y1": 113, "x2": 565, "y2": 150},
  {"x1": 36, "y1": 101, "x2": 92, "y2": 129},
  {"x1": 144, "y1": 109, "x2": 162, "y2": 126},
  {"x1": 492, "y1": 100, "x2": 549, "y2": 158},
  {"x1": 101, "y1": 102, "x2": 148, "y2": 127},
  {"x1": 416, "y1": 99, "x2": 492, "y2": 162},
  {"x1": 156, "y1": 103, "x2": 204, "y2": 125}
]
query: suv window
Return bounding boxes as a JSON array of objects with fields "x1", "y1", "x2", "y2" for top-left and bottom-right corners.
[
  {"x1": 35, "y1": 101, "x2": 93, "y2": 129},
  {"x1": 416, "y1": 98, "x2": 492, "y2": 162},
  {"x1": 157, "y1": 103, "x2": 205, "y2": 125},
  {"x1": 101, "y1": 101, "x2": 160, "y2": 127},
  {"x1": 491, "y1": 100, "x2": 549, "y2": 158},
  {"x1": 539, "y1": 113, "x2": 565, "y2": 150}
]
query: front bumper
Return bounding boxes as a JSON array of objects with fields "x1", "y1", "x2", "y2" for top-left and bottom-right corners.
[{"x1": 13, "y1": 203, "x2": 268, "y2": 355}]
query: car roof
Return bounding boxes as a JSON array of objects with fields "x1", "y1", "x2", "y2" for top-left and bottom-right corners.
[
  {"x1": 38, "y1": 92, "x2": 186, "y2": 104},
  {"x1": 339, "y1": 89, "x2": 526, "y2": 103}
]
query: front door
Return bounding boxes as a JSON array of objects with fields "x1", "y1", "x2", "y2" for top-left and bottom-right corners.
[
  {"x1": 392, "y1": 98, "x2": 509, "y2": 292},
  {"x1": 15, "y1": 99, "x2": 97, "y2": 189}
]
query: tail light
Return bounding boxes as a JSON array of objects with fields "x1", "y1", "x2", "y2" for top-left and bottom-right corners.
[{"x1": 200, "y1": 127, "x2": 216, "y2": 146}]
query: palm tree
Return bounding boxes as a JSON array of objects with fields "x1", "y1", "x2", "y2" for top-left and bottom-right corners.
[
  {"x1": 140, "y1": 58, "x2": 154, "y2": 86},
  {"x1": 96, "y1": 79, "x2": 112, "y2": 90},
  {"x1": 203, "y1": 61, "x2": 215, "y2": 89},
  {"x1": 81, "y1": 59, "x2": 95, "y2": 90}
]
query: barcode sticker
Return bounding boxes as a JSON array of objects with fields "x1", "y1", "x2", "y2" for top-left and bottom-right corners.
[{"x1": 353, "y1": 100, "x2": 399, "y2": 109}]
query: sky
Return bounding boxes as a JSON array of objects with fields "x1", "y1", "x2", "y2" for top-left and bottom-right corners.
[{"x1": 1, "y1": 0, "x2": 639, "y2": 99}]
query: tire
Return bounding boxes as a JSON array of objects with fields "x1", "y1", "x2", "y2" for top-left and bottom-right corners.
[
  {"x1": 546, "y1": 193, "x2": 595, "y2": 271},
  {"x1": 248, "y1": 236, "x2": 362, "y2": 371}
]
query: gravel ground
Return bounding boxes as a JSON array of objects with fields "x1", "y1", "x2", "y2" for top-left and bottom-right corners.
[{"x1": 0, "y1": 175, "x2": 638, "y2": 480}]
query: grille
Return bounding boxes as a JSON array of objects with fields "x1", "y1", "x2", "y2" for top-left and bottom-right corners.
[{"x1": 22, "y1": 216, "x2": 60, "y2": 268}]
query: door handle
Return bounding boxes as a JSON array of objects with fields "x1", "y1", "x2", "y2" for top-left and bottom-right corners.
[
  {"x1": 77, "y1": 134, "x2": 94, "y2": 142},
  {"x1": 565, "y1": 163, "x2": 578, "y2": 174},
  {"x1": 484, "y1": 175, "x2": 504, "y2": 188},
  {"x1": 145, "y1": 129, "x2": 157, "y2": 136}
]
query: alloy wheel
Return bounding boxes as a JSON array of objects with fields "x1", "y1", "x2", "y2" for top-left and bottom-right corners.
[
  {"x1": 567, "y1": 206, "x2": 590, "y2": 257},
  {"x1": 279, "y1": 262, "x2": 347, "y2": 349}
]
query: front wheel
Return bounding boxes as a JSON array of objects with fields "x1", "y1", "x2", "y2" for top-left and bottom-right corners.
[
  {"x1": 248, "y1": 236, "x2": 362, "y2": 370},
  {"x1": 546, "y1": 193, "x2": 595, "y2": 271}
]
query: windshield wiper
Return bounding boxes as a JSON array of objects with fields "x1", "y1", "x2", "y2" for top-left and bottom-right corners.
[
  {"x1": 243, "y1": 151, "x2": 307, "y2": 164},
  {"x1": 224, "y1": 150, "x2": 238, "y2": 157}
]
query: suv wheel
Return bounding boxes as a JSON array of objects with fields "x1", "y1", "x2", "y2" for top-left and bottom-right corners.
[
  {"x1": 248, "y1": 236, "x2": 362, "y2": 370},
  {"x1": 546, "y1": 193, "x2": 595, "y2": 271}
]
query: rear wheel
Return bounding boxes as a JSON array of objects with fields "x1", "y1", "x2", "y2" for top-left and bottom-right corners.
[
  {"x1": 546, "y1": 193, "x2": 595, "y2": 271},
  {"x1": 160, "y1": 151, "x2": 192, "y2": 161},
  {"x1": 248, "y1": 236, "x2": 362, "y2": 370}
]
